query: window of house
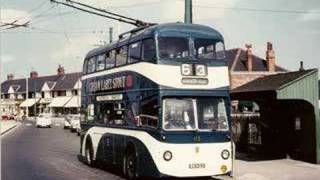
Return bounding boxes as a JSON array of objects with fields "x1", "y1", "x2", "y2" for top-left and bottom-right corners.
[
  {"x1": 105, "y1": 51, "x2": 115, "y2": 69},
  {"x1": 142, "y1": 38, "x2": 156, "y2": 61},
  {"x1": 128, "y1": 42, "x2": 142, "y2": 63},
  {"x1": 41, "y1": 92, "x2": 45, "y2": 98},
  {"x1": 116, "y1": 46, "x2": 127, "y2": 66},
  {"x1": 72, "y1": 90, "x2": 78, "y2": 96},
  {"x1": 57, "y1": 91, "x2": 66, "y2": 96},
  {"x1": 96, "y1": 54, "x2": 105, "y2": 71},
  {"x1": 87, "y1": 57, "x2": 96, "y2": 73}
]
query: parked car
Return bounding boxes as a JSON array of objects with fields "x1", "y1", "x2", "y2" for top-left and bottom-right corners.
[
  {"x1": 70, "y1": 114, "x2": 81, "y2": 134},
  {"x1": 63, "y1": 114, "x2": 72, "y2": 129},
  {"x1": 1, "y1": 113, "x2": 17, "y2": 120},
  {"x1": 36, "y1": 114, "x2": 52, "y2": 128}
]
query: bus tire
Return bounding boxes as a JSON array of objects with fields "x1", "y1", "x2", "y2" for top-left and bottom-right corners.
[
  {"x1": 85, "y1": 139, "x2": 95, "y2": 167},
  {"x1": 124, "y1": 149, "x2": 138, "y2": 179}
]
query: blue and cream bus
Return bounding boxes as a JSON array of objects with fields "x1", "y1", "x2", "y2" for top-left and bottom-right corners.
[{"x1": 80, "y1": 23, "x2": 233, "y2": 179}]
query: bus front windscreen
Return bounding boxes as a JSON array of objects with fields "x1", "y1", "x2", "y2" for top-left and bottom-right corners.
[{"x1": 163, "y1": 98, "x2": 229, "y2": 131}]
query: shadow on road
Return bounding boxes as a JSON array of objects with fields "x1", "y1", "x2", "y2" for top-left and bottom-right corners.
[{"x1": 76, "y1": 155, "x2": 221, "y2": 180}]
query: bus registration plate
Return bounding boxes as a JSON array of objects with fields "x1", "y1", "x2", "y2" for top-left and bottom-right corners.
[{"x1": 188, "y1": 163, "x2": 206, "y2": 169}]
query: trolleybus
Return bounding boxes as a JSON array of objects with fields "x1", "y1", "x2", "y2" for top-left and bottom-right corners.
[{"x1": 80, "y1": 23, "x2": 234, "y2": 179}]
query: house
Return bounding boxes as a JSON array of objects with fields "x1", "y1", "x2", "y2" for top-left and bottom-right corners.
[
  {"x1": 0, "y1": 65, "x2": 82, "y2": 117},
  {"x1": 226, "y1": 42, "x2": 319, "y2": 164}
]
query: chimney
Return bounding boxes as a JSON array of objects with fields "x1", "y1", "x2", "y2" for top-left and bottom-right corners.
[
  {"x1": 7, "y1": 74, "x2": 14, "y2": 81},
  {"x1": 299, "y1": 61, "x2": 305, "y2": 71},
  {"x1": 245, "y1": 44, "x2": 253, "y2": 71},
  {"x1": 57, "y1": 64, "x2": 65, "y2": 76},
  {"x1": 266, "y1": 42, "x2": 275, "y2": 72},
  {"x1": 30, "y1": 71, "x2": 38, "y2": 79}
]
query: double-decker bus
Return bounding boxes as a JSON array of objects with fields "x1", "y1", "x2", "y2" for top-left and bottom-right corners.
[{"x1": 80, "y1": 23, "x2": 233, "y2": 179}]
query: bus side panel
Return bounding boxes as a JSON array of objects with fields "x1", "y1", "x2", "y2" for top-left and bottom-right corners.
[
  {"x1": 126, "y1": 136, "x2": 162, "y2": 177},
  {"x1": 96, "y1": 133, "x2": 114, "y2": 164},
  {"x1": 95, "y1": 133, "x2": 161, "y2": 177}
]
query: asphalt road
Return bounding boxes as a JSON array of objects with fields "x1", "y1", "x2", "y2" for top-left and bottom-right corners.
[
  {"x1": 1, "y1": 119, "x2": 222, "y2": 180},
  {"x1": 1, "y1": 119, "x2": 124, "y2": 180}
]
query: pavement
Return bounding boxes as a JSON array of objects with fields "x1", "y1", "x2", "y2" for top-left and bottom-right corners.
[
  {"x1": 235, "y1": 159, "x2": 320, "y2": 180},
  {"x1": 2, "y1": 118, "x2": 320, "y2": 180},
  {"x1": 1, "y1": 120, "x2": 19, "y2": 135}
]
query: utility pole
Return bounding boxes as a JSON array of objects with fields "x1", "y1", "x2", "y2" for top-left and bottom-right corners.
[
  {"x1": 34, "y1": 78, "x2": 37, "y2": 120},
  {"x1": 184, "y1": 0, "x2": 193, "y2": 24},
  {"x1": 26, "y1": 77, "x2": 29, "y2": 118},
  {"x1": 109, "y1": 27, "x2": 113, "y2": 43}
]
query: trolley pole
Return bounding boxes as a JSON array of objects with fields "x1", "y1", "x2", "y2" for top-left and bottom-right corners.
[{"x1": 184, "y1": 0, "x2": 193, "y2": 24}]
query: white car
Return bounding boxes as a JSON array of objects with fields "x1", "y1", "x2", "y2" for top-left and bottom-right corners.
[
  {"x1": 36, "y1": 114, "x2": 52, "y2": 128},
  {"x1": 63, "y1": 115, "x2": 72, "y2": 129},
  {"x1": 70, "y1": 114, "x2": 81, "y2": 134}
]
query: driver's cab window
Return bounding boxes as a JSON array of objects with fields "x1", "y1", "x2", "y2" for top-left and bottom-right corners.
[{"x1": 163, "y1": 98, "x2": 196, "y2": 130}]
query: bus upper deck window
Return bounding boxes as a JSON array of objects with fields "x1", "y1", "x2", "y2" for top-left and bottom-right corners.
[
  {"x1": 158, "y1": 37, "x2": 190, "y2": 59},
  {"x1": 128, "y1": 42, "x2": 142, "y2": 63},
  {"x1": 195, "y1": 39, "x2": 225, "y2": 60},
  {"x1": 215, "y1": 42, "x2": 226, "y2": 59},
  {"x1": 142, "y1": 38, "x2": 156, "y2": 61},
  {"x1": 83, "y1": 60, "x2": 88, "y2": 74},
  {"x1": 87, "y1": 57, "x2": 96, "y2": 73},
  {"x1": 96, "y1": 54, "x2": 105, "y2": 71},
  {"x1": 106, "y1": 51, "x2": 115, "y2": 69},
  {"x1": 116, "y1": 46, "x2": 127, "y2": 67}
]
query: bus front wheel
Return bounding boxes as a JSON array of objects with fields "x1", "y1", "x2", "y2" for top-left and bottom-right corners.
[
  {"x1": 124, "y1": 150, "x2": 138, "y2": 179},
  {"x1": 85, "y1": 141, "x2": 95, "y2": 167}
]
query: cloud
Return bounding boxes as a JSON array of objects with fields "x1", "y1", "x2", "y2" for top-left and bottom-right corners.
[
  {"x1": 50, "y1": 35, "x2": 101, "y2": 66},
  {"x1": 157, "y1": 0, "x2": 238, "y2": 23},
  {"x1": 193, "y1": 0, "x2": 238, "y2": 20},
  {"x1": 1, "y1": 55, "x2": 15, "y2": 63},
  {"x1": 298, "y1": 9, "x2": 320, "y2": 21}
]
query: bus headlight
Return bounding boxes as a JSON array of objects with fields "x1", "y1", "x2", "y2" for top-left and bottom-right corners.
[
  {"x1": 221, "y1": 150, "x2": 230, "y2": 160},
  {"x1": 195, "y1": 64, "x2": 207, "y2": 76},
  {"x1": 163, "y1": 151, "x2": 172, "y2": 161},
  {"x1": 181, "y1": 64, "x2": 193, "y2": 76}
]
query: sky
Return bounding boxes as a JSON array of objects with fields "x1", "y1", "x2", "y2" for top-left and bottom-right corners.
[{"x1": 1, "y1": 0, "x2": 320, "y2": 81}]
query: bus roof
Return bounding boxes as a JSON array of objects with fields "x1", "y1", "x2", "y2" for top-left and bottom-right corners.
[{"x1": 85, "y1": 23, "x2": 224, "y2": 59}]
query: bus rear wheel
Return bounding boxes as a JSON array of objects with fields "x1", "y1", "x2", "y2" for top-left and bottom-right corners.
[{"x1": 124, "y1": 151, "x2": 138, "y2": 179}]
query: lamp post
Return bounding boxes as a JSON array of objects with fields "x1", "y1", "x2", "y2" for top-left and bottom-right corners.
[
  {"x1": 26, "y1": 77, "x2": 29, "y2": 118},
  {"x1": 34, "y1": 78, "x2": 37, "y2": 120}
]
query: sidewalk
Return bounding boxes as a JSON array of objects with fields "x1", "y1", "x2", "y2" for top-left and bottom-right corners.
[
  {"x1": 1, "y1": 120, "x2": 19, "y2": 135},
  {"x1": 234, "y1": 159, "x2": 320, "y2": 180}
]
